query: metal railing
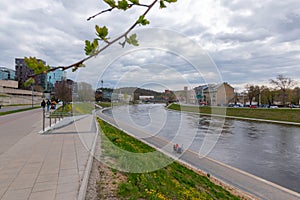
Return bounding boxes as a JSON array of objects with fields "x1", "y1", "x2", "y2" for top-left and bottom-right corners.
[{"x1": 42, "y1": 110, "x2": 72, "y2": 132}]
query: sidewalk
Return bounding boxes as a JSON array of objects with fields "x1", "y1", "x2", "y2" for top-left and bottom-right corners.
[{"x1": 0, "y1": 114, "x2": 98, "y2": 200}]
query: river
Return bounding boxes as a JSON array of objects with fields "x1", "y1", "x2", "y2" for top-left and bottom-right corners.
[{"x1": 103, "y1": 103, "x2": 300, "y2": 193}]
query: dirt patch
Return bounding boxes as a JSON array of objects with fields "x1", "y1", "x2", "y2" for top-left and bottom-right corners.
[{"x1": 85, "y1": 158, "x2": 127, "y2": 200}]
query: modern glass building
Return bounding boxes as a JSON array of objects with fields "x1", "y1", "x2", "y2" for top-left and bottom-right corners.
[
  {"x1": 0, "y1": 67, "x2": 15, "y2": 80},
  {"x1": 46, "y1": 68, "x2": 67, "y2": 92}
]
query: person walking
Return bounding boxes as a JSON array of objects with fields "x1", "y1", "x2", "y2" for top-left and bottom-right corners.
[
  {"x1": 41, "y1": 99, "x2": 46, "y2": 111},
  {"x1": 46, "y1": 99, "x2": 51, "y2": 112}
]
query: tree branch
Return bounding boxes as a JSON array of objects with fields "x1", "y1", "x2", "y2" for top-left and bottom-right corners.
[
  {"x1": 87, "y1": 7, "x2": 114, "y2": 21},
  {"x1": 28, "y1": 0, "x2": 158, "y2": 78},
  {"x1": 87, "y1": 3, "x2": 150, "y2": 21}
]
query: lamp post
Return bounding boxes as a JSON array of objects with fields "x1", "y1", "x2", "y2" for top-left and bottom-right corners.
[{"x1": 49, "y1": 76, "x2": 51, "y2": 96}]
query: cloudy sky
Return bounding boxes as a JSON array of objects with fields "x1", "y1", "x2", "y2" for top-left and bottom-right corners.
[{"x1": 1, "y1": 0, "x2": 300, "y2": 91}]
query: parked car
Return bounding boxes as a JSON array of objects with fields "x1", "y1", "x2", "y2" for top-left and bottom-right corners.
[
  {"x1": 228, "y1": 103, "x2": 243, "y2": 108},
  {"x1": 250, "y1": 105, "x2": 257, "y2": 108},
  {"x1": 269, "y1": 105, "x2": 278, "y2": 109}
]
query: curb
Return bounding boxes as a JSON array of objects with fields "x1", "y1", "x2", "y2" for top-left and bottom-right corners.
[{"x1": 77, "y1": 115, "x2": 99, "y2": 200}]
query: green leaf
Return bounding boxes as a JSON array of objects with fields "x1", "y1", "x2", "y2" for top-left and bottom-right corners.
[
  {"x1": 137, "y1": 15, "x2": 150, "y2": 26},
  {"x1": 84, "y1": 39, "x2": 99, "y2": 56},
  {"x1": 128, "y1": 0, "x2": 139, "y2": 4},
  {"x1": 103, "y1": 0, "x2": 116, "y2": 8},
  {"x1": 95, "y1": 25, "x2": 109, "y2": 40},
  {"x1": 164, "y1": 0, "x2": 177, "y2": 3},
  {"x1": 126, "y1": 34, "x2": 139, "y2": 46},
  {"x1": 118, "y1": 0, "x2": 129, "y2": 10},
  {"x1": 160, "y1": 0, "x2": 177, "y2": 8},
  {"x1": 24, "y1": 57, "x2": 50, "y2": 74},
  {"x1": 160, "y1": 0, "x2": 166, "y2": 8},
  {"x1": 24, "y1": 78, "x2": 35, "y2": 88},
  {"x1": 84, "y1": 40, "x2": 92, "y2": 55}
]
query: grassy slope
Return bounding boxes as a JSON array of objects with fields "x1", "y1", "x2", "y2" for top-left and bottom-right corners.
[
  {"x1": 168, "y1": 104, "x2": 300, "y2": 123},
  {"x1": 98, "y1": 118, "x2": 240, "y2": 200},
  {"x1": 0, "y1": 106, "x2": 39, "y2": 116},
  {"x1": 97, "y1": 102, "x2": 112, "y2": 108}
]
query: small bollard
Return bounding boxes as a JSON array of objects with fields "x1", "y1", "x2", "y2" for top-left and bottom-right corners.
[{"x1": 49, "y1": 116, "x2": 51, "y2": 127}]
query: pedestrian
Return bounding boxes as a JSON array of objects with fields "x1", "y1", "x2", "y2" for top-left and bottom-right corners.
[
  {"x1": 41, "y1": 99, "x2": 46, "y2": 111},
  {"x1": 46, "y1": 99, "x2": 51, "y2": 112}
]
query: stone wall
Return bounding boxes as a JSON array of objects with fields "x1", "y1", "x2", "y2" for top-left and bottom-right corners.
[{"x1": 0, "y1": 94, "x2": 43, "y2": 105}]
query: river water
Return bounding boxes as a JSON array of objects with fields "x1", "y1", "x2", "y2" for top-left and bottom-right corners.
[{"x1": 103, "y1": 104, "x2": 300, "y2": 193}]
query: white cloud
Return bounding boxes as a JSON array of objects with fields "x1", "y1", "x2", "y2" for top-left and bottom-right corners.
[{"x1": 1, "y1": 0, "x2": 300, "y2": 91}]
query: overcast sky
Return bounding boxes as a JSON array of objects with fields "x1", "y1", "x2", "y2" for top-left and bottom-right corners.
[{"x1": 1, "y1": 0, "x2": 300, "y2": 91}]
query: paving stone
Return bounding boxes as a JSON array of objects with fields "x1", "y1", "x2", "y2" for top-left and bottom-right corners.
[
  {"x1": 0, "y1": 188, "x2": 7, "y2": 199},
  {"x1": 56, "y1": 183, "x2": 78, "y2": 194},
  {"x1": 28, "y1": 190, "x2": 56, "y2": 200},
  {"x1": 36, "y1": 173, "x2": 59, "y2": 183},
  {"x1": 32, "y1": 181, "x2": 57, "y2": 193},
  {"x1": 1, "y1": 188, "x2": 31, "y2": 200},
  {"x1": 55, "y1": 191, "x2": 77, "y2": 200}
]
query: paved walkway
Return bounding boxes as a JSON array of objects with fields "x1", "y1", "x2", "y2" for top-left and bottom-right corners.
[{"x1": 0, "y1": 110, "x2": 98, "y2": 200}]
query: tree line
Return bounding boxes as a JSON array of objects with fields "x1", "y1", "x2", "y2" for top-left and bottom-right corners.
[{"x1": 243, "y1": 75, "x2": 299, "y2": 107}]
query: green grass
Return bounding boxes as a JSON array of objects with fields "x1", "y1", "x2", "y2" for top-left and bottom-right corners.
[
  {"x1": 72, "y1": 102, "x2": 95, "y2": 114},
  {"x1": 97, "y1": 102, "x2": 112, "y2": 108},
  {"x1": 50, "y1": 102, "x2": 95, "y2": 117},
  {"x1": 0, "y1": 106, "x2": 39, "y2": 116},
  {"x1": 4, "y1": 104, "x2": 33, "y2": 106},
  {"x1": 168, "y1": 103, "x2": 300, "y2": 123},
  {"x1": 98, "y1": 118, "x2": 240, "y2": 200},
  {"x1": 50, "y1": 104, "x2": 72, "y2": 117}
]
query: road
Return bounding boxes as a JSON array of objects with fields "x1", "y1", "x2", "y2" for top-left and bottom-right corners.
[
  {"x1": 97, "y1": 110, "x2": 300, "y2": 200},
  {"x1": 0, "y1": 109, "x2": 44, "y2": 154}
]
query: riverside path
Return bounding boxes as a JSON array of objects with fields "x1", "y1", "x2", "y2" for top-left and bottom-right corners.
[
  {"x1": 97, "y1": 110, "x2": 300, "y2": 200},
  {"x1": 0, "y1": 109, "x2": 98, "y2": 200}
]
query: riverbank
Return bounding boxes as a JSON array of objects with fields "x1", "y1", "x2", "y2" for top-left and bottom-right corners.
[
  {"x1": 95, "y1": 117, "x2": 253, "y2": 200},
  {"x1": 167, "y1": 103, "x2": 300, "y2": 124},
  {"x1": 97, "y1": 106, "x2": 300, "y2": 199}
]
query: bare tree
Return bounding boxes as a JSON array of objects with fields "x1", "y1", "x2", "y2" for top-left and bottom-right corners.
[
  {"x1": 76, "y1": 82, "x2": 95, "y2": 102},
  {"x1": 245, "y1": 84, "x2": 260, "y2": 106},
  {"x1": 291, "y1": 87, "x2": 300, "y2": 105},
  {"x1": 53, "y1": 80, "x2": 72, "y2": 108},
  {"x1": 260, "y1": 85, "x2": 275, "y2": 107},
  {"x1": 270, "y1": 75, "x2": 296, "y2": 106}
]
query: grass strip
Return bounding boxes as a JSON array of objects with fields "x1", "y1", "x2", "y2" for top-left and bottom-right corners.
[
  {"x1": 168, "y1": 103, "x2": 300, "y2": 123},
  {"x1": 98, "y1": 118, "x2": 240, "y2": 200},
  {"x1": 0, "y1": 106, "x2": 39, "y2": 116},
  {"x1": 97, "y1": 102, "x2": 112, "y2": 108}
]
